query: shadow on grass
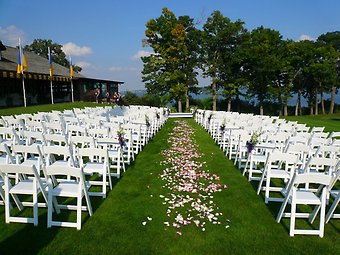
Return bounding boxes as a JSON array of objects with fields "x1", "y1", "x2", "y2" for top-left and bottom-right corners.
[
  {"x1": 0, "y1": 173, "x2": 123, "y2": 255},
  {"x1": 0, "y1": 211, "x2": 60, "y2": 255}
]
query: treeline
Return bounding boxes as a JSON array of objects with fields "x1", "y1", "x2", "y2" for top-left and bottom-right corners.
[{"x1": 141, "y1": 8, "x2": 340, "y2": 115}]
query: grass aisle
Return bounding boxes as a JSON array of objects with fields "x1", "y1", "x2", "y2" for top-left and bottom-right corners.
[{"x1": 0, "y1": 118, "x2": 338, "y2": 255}]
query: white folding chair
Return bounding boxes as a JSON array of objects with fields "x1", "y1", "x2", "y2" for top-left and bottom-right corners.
[
  {"x1": 257, "y1": 151, "x2": 299, "y2": 203},
  {"x1": 284, "y1": 143, "x2": 311, "y2": 169},
  {"x1": 326, "y1": 169, "x2": 340, "y2": 223},
  {"x1": 67, "y1": 125, "x2": 88, "y2": 137},
  {"x1": 276, "y1": 172, "x2": 332, "y2": 237},
  {"x1": 44, "y1": 133, "x2": 69, "y2": 147},
  {"x1": 0, "y1": 163, "x2": 48, "y2": 226},
  {"x1": 303, "y1": 156, "x2": 338, "y2": 176},
  {"x1": 69, "y1": 135, "x2": 96, "y2": 153},
  {"x1": 12, "y1": 144, "x2": 45, "y2": 176},
  {"x1": 43, "y1": 145, "x2": 78, "y2": 178},
  {"x1": 0, "y1": 144, "x2": 20, "y2": 209},
  {"x1": 96, "y1": 137, "x2": 124, "y2": 178},
  {"x1": 243, "y1": 141, "x2": 276, "y2": 181},
  {"x1": 46, "y1": 165, "x2": 93, "y2": 230},
  {"x1": 77, "y1": 147, "x2": 112, "y2": 198},
  {"x1": 22, "y1": 130, "x2": 46, "y2": 146}
]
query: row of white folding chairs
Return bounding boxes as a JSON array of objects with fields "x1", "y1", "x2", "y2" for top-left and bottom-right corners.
[
  {"x1": 256, "y1": 151, "x2": 339, "y2": 237},
  {"x1": 195, "y1": 110, "x2": 340, "y2": 237},
  {"x1": 0, "y1": 143, "x2": 99, "y2": 229},
  {"x1": 1, "y1": 118, "x2": 160, "y2": 173}
]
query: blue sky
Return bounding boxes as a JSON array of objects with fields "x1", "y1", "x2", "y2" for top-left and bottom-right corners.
[{"x1": 1, "y1": 0, "x2": 339, "y2": 91}]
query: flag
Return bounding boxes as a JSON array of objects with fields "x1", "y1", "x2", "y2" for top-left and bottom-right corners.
[
  {"x1": 48, "y1": 47, "x2": 53, "y2": 78},
  {"x1": 17, "y1": 42, "x2": 27, "y2": 74},
  {"x1": 69, "y1": 56, "x2": 74, "y2": 78}
]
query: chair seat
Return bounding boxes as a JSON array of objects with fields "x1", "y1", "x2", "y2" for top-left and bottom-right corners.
[
  {"x1": 270, "y1": 170, "x2": 290, "y2": 178},
  {"x1": 19, "y1": 158, "x2": 41, "y2": 168},
  {"x1": 52, "y1": 181, "x2": 84, "y2": 197},
  {"x1": 9, "y1": 180, "x2": 41, "y2": 194},
  {"x1": 250, "y1": 154, "x2": 267, "y2": 161},
  {"x1": 83, "y1": 162, "x2": 105, "y2": 174},
  {"x1": 294, "y1": 190, "x2": 321, "y2": 205},
  {"x1": 48, "y1": 160, "x2": 69, "y2": 167},
  {"x1": 108, "y1": 150, "x2": 120, "y2": 157}
]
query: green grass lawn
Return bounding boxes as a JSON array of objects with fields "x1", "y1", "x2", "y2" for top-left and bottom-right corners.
[
  {"x1": 0, "y1": 102, "x2": 107, "y2": 116},
  {"x1": 284, "y1": 112, "x2": 340, "y2": 133},
  {"x1": 0, "y1": 116, "x2": 339, "y2": 255}
]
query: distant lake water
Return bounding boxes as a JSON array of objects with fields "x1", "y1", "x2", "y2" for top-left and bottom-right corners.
[{"x1": 122, "y1": 89, "x2": 340, "y2": 107}]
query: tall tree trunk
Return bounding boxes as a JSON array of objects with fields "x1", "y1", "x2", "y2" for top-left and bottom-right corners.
[
  {"x1": 212, "y1": 78, "x2": 217, "y2": 111},
  {"x1": 321, "y1": 91, "x2": 325, "y2": 115},
  {"x1": 295, "y1": 91, "x2": 301, "y2": 116},
  {"x1": 185, "y1": 89, "x2": 189, "y2": 111},
  {"x1": 259, "y1": 105, "x2": 264, "y2": 115},
  {"x1": 236, "y1": 94, "x2": 240, "y2": 113},
  {"x1": 314, "y1": 88, "x2": 318, "y2": 115},
  {"x1": 227, "y1": 99, "x2": 232, "y2": 112},
  {"x1": 329, "y1": 86, "x2": 336, "y2": 114},
  {"x1": 309, "y1": 96, "x2": 314, "y2": 115},
  {"x1": 283, "y1": 99, "x2": 288, "y2": 116},
  {"x1": 295, "y1": 95, "x2": 299, "y2": 116},
  {"x1": 177, "y1": 100, "x2": 182, "y2": 113},
  {"x1": 278, "y1": 95, "x2": 282, "y2": 116},
  {"x1": 298, "y1": 93, "x2": 302, "y2": 116}
]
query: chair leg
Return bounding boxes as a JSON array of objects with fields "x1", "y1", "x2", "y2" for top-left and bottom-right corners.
[
  {"x1": 289, "y1": 196, "x2": 297, "y2": 237},
  {"x1": 76, "y1": 195, "x2": 82, "y2": 230},
  {"x1": 33, "y1": 184, "x2": 38, "y2": 226},
  {"x1": 107, "y1": 166, "x2": 112, "y2": 190},
  {"x1": 257, "y1": 170, "x2": 266, "y2": 195},
  {"x1": 326, "y1": 195, "x2": 339, "y2": 223},
  {"x1": 47, "y1": 185, "x2": 53, "y2": 228},
  {"x1": 276, "y1": 194, "x2": 289, "y2": 222},
  {"x1": 319, "y1": 190, "x2": 327, "y2": 238},
  {"x1": 265, "y1": 174, "x2": 271, "y2": 204},
  {"x1": 84, "y1": 188, "x2": 93, "y2": 216},
  {"x1": 4, "y1": 178, "x2": 10, "y2": 224}
]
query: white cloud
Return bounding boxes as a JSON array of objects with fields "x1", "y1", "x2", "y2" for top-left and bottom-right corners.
[
  {"x1": 109, "y1": 66, "x2": 139, "y2": 72},
  {"x1": 76, "y1": 61, "x2": 92, "y2": 68},
  {"x1": 62, "y1": 42, "x2": 92, "y2": 56},
  {"x1": 0, "y1": 25, "x2": 26, "y2": 46},
  {"x1": 299, "y1": 34, "x2": 315, "y2": 41},
  {"x1": 132, "y1": 50, "x2": 152, "y2": 60},
  {"x1": 109, "y1": 66, "x2": 123, "y2": 72}
]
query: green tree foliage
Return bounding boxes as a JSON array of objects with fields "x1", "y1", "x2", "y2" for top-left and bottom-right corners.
[
  {"x1": 24, "y1": 39, "x2": 82, "y2": 73},
  {"x1": 201, "y1": 11, "x2": 248, "y2": 111},
  {"x1": 142, "y1": 8, "x2": 199, "y2": 112},
  {"x1": 240, "y1": 26, "x2": 285, "y2": 115},
  {"x1": 123, "y1": 91, "x2": 143, "y2": 105},
  {"x1": 317, "y1": 31, "x2": 340, "y2": 114}
]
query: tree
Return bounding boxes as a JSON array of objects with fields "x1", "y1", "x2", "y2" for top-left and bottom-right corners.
[
  {"x1": 241, "y1": 26, "x2": 284, "y2": 115},
  {"x1": 24, "y1": 39, "x2": 82, "y2": 73},
  {"x1": 317, "y1": 31, "x2": 340, "y2": 114},
  {"x1": 201, "y1": 11, "x2": 246, "y2": 111},
  {"x1": 142, "y1": 8, "x2": 199, "y2": 112}
]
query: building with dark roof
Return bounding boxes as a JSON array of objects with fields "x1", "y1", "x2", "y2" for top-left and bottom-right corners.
[{"x1": 0, "y1": 44, "x2": 124, "y2": 107}]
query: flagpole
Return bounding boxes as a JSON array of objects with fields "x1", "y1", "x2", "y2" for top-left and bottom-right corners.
[
  {"x1": 71, "y1": 79, "x2": 74, "y2": 102},
  {"x1": 69, "y1": 56, "x2": 74, "y2": 102},
  {"x1": 50, "y1": 79, "x2": 54, "y2": 104},
  {"x1": 18, "y1": 39, "x2": 27, "y2": 107},
  {"x1": 48, "y1": 47, "x2": 54, "y2": 104},
  {"x1": 22, "y1": 73, "x2": 27, "y2": 107}
]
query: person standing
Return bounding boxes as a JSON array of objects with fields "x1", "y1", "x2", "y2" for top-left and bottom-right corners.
[
  {"x1": 95, "y1": 88, "x2": 100, "y2": 103},
  {"x1": 106, "y1": 91, "x2": 110, "y2": 103}
]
